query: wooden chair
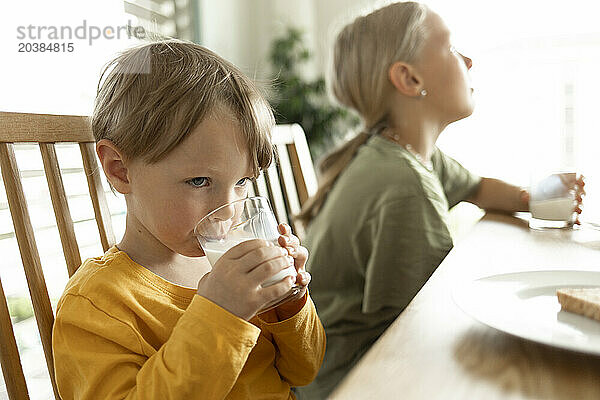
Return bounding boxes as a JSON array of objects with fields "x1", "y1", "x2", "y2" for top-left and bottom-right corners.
[
  {"x1": 0, "y1": 111, "x2": 116, "y2": 400},
  {"x1": 0, "y1": 114, "x2": 317, "y2": 400},
  {"x1": 249, "y1": 124, "x2": 318, "y2": 238}
]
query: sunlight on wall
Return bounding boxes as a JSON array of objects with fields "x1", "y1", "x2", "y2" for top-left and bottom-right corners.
[{"x1": 422, "y1": 0, "x2": 600, "y2": 224}]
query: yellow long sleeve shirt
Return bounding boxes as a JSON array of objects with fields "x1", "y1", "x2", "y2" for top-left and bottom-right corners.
[{"x1": 52, "y1": 246, "x2": 326, "y2": 399}]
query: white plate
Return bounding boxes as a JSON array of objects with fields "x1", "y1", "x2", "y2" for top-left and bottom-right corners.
[{"x1": 452, "y1": 270, "x2": 600, "y2": 355}]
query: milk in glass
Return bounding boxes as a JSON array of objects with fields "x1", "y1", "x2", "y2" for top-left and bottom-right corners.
[{"x1": 203, "y1": 239, "x2": 296, "y2": 287}]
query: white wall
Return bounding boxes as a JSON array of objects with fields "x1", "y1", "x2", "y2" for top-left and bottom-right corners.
[{"x1": 197, "y1": 0, "x2": 373, "y2": 79}]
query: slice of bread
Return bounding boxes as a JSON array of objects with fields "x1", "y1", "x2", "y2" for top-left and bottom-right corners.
[{"x1": 556, "y1": 288, "x2": 600, "y2": 322}]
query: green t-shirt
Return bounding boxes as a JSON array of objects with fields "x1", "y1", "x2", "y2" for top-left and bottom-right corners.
[{"x1": 295, "y1": 135, "x2": 481, "y2": 399}]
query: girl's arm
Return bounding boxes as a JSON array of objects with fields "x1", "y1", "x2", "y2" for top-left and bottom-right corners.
[{"x1": 467, "y1": 177, "x2": 529, "y2": 213}]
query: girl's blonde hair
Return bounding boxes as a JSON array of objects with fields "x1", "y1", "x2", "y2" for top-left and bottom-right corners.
[
  {"x1": 92, "y1": 39, "x2": 274, "y2": 176},
  {"x1": 297, "y1": 1, "x2": 428, "y2": 224}
]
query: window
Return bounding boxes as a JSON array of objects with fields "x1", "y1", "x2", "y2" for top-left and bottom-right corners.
[
  {"x1": 426, "y1": 0, "x2": 600, "y2": 224},
  {"x1": 125, "y1": 0, "x2": 198, "y2": 41},
  {"x1": 1, "y1": 1, "x2": 200, "y2": 397}
]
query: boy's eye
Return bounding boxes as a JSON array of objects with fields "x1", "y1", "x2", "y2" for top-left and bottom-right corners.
[
  {"x1": 187, "y1": 177, "x2": 209, "y2": 188},
  {"x1": 236, "y1": 177, "x2": 251, "y2": 187}
]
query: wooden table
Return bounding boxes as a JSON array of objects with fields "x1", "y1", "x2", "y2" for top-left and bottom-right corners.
[{"x1": 330, "y1": 213, "x2": 600, "y2": 399}]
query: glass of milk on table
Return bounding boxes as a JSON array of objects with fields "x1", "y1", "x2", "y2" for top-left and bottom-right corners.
[
  {"x1": 194, "y1": 196, "x2": 300, "y2": 312},
  {"x1": 529, "y1": 172, "x2": 577, "y2": 230}
]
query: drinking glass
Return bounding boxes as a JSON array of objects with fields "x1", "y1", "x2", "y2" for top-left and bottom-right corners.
[
  {"x1": 194, "y1": 196, "x2": 301, "y2": 313},
  {"x1": 529, "y1": 172, "x2": 577, "y2": 230}
]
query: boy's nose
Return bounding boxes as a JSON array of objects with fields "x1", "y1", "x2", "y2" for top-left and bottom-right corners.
[
  {"x1": 211, "y1": 204, "x2": 236, "y2": 222},
  {"x1": 209, "y1": 191, "x2": 246, "y2": 222}
]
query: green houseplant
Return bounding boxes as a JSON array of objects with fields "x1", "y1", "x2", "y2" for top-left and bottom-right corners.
[{"x1": 268, "y1": 27, "x2": 358, "y2": 160}]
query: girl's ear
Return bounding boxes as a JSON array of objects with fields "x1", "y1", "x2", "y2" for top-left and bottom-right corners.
[
  {"x1": 96, "y1": 139, "x2": 131, "y2": 194},
  {"x1": 388, "y1": 61, "x2": 424, "y2": 97}
]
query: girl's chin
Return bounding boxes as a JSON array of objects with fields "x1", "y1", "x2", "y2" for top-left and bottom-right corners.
[{"x1": 449, "y1": 107, "x2": 474, "y2": 124}]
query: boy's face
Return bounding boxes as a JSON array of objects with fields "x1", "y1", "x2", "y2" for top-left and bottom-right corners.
[{"x1": 125, "y1": 110, "x2": 255, "y2": 258}]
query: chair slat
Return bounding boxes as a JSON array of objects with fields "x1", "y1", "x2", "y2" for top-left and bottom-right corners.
[
  {"x1": 264, "y1": 164, "x2": 289, "y2": 225},
  {"x1": 275, "y1": 143, "x2": 301, "y2": 215},
  {"x1": 79, "y1": 143, "x2": 115, "y2": 252},
  {"x1": 39, "y1": 143, "x2": 82, "y2": 277},
  {"x1": 0, "y1": 143, "x2": 61, "y2": 400},
  {"x1": 0, "y1": 277, "x2": 30, "y2": 400},
  {"x1": 288, "y1": 124, "x2": 318, "y2": 205},
  {"x1": 0, "y1": 112, "x2": 93, "y2": 143},
  {"x1": 287, "y1": 143, "x2": 309, "y2": 205},
  {"x1": 275, "y1": 144, "x2": 304, "y2": 234}
]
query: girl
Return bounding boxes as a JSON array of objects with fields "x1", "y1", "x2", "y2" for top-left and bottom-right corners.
[{"x1": 295, "y1": 2, "x2": 584, "y2": 399}]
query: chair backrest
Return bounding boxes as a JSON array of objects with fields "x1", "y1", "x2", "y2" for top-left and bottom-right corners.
[
  {"x1": 0, "y1": 116, "x2": 317, "y2": 400},
  {"x1": 0, "y1": 111, "x2": 116, "y2": 400},
  {"x1": 249, "y1": 124, "x2": 317, "y2": 238}
]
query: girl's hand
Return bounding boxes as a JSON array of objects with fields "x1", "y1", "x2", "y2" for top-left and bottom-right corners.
[
  {"x1": 574, "y1": 175, "x2": 586, "y2": 225},
  {"x1": 196, "y1": 239, "x2": 296, "y2": 321},
  {"x1": 273, "y1": 223, "x2": 311, "y2": 320},
  {"x1": 521, "y1": 174, "x2": 586, "y2": 224}
]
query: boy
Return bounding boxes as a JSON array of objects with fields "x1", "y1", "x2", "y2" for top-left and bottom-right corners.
[{"x1": 52, "y1": 40, "x2": 325, "y2": 399}]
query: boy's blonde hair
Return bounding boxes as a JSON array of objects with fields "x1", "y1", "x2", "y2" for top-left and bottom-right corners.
[{"x1": 92, "y1": 39, "x2": 274, "y2": 175}]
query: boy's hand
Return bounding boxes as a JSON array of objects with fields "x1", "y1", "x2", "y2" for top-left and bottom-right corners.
[
  {"x1": 196, "y1": 239, "x2": 295, "y2": 321},
  {"x1": 272, "y1": 223, "x2": 311, "y2": 320}
]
